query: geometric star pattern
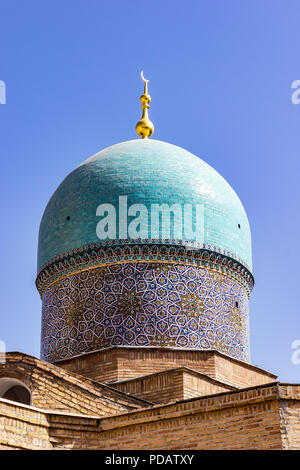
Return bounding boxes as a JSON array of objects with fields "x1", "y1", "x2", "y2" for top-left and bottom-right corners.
[{"x1": 41, "y1": 262, "x2": 250, "y2": 363}]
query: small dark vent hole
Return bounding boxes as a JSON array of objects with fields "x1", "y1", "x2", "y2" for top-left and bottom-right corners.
[
  {"x1": 235, "y1": 301, "x2": 239, "y2": 308},
  {"x1": 66, "y1": 216, "x2": 70, "y2": 221},
  {"x1": 238, "y1": 224, "x2": 241, "y2": 229}
]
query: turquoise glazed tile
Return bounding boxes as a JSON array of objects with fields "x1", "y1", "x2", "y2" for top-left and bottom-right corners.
[{"x1": 38, "y1": 139, "x2": 252, "y2": 274}]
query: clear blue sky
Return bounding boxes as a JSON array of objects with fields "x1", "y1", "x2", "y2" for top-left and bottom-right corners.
[{"x1": 0, "y1": 0, "x2": 299, "y2": 382}]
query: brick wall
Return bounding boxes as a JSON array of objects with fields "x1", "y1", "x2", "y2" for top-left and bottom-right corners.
[
  {"x1": 110, "y1": 368, "x2": 235, "y2": 404},
  {"x1": 0, "y1": 353, "x2": 150, "y2": 416},
  {"x1": 0, "y1": 397, "x2": 102, "y2": 450},
  {"x1": 212, "y1": 354, "x2": 276, "y2": 388},
  {"x1": 111, "y1": 369, "x2": 185, "y2": 404},
  {"x1": 3, "y1": 384, "x2": 282, "y2": 450},
  {"x1": 56, "y1": 347, "x2": 277, "y2": 389},
  {"x1": 182, "y1": 370, "x2": 234, "y2": 399},
  {"x1": 1, "y1": 383, "x2": 300, "y2": 450},
  {"x1": 0, "y1": 398, "x2": 51, "y2": 449},
  {"x1": 278, "y1": 384, "x2": 300, "y2": 450},
  {"x1": 56, "y1": 348, "x2": 120, "y2": 383},
  {"x1": 97, "y1": 383, "x2": 284, "y2": 450}
]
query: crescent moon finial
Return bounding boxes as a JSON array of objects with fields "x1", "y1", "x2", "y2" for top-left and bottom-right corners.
[
  {"x1": 141, "y1": 70, "x2": 149, "y2": 83},
  {"x1": 136, "y1": 71, "x2": 154, "y2": 139}
]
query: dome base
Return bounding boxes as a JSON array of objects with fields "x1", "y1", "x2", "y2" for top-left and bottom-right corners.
[
  {"x1": 52, "y1": 346, "x2": 275, "y2": 388},
  {"x1": 41, "y1": 260, "x2": 250, "y2": 363}
]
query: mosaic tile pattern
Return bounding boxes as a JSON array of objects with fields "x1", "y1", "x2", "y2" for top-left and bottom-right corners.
[
  {"x1": 36, "y1": 241, "x2": 254, "y2": 296},
  {"x1": 41, "y1": 262, "x2": 250, "y2": 363}
]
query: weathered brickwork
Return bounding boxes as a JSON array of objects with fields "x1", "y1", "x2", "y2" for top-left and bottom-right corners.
[
  {"x1": 47, "y1": 412, "x2": 100, "y2": 450},
  {"x1": 110, "y1": 368, "x2": 236, "y2": 404},
  {"x1": 0, "y1": 398, "x2": 51, "y2": 450},
  {"x1": 1, "y1": 375, "x2": 300, "y2": 449},
  {"x1": 0, "y1": 353, "x2": 150, "y2": 416},
  {"x1": 96, "y1": 384, "x2": 284, "y2": 450},
  {"x1": 278, "y1": 384, "x2": 300, "y2": 450},
  {"x1": 182, "y1": 369, "x2": 235, "y2": 400},
  {"x1": 56, "y1": 347, "x2": 276, "y2": 388}
]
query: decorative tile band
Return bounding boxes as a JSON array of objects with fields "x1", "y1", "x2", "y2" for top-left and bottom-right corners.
[
  {"x1": 36, "y1": 241, "x2": 254, "y2": 297},
  {"x1": 41, "y1": 262, "x2": 250, "y2": 363}
]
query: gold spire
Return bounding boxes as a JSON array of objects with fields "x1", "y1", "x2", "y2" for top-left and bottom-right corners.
[{"x1": 136, "y1": 71, "x2": 154, "y2": 139}]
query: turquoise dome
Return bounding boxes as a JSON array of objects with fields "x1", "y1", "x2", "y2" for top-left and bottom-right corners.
[{"x1": 38, "y1": 139, "x2": 252, "y2": 274}]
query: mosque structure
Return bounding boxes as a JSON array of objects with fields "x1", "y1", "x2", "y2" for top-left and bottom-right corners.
[{"x1": 0, "y1": 75, "x2": 299, "y2": 450}]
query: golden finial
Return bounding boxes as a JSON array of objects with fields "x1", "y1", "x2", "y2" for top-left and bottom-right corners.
[{"x1": 136, "y1": 71, "x2": 154, "y2": 139}]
